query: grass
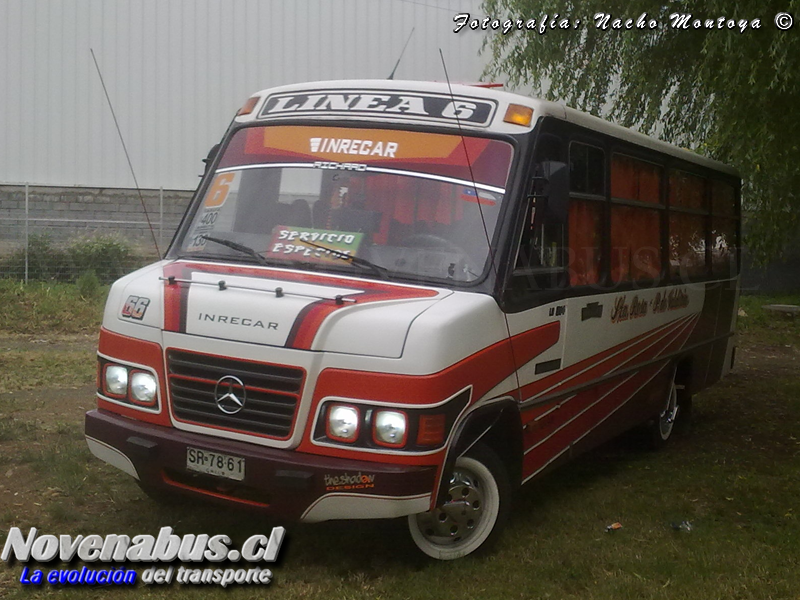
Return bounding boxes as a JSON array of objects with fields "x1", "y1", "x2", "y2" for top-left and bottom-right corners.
[
  {"x1": 737, "y1": 293, "x2": 800, "y2": 347},
  {"x1": 0, "y1": 289, "x2": 798, "y2": 599},
  {"x1": 0, "y1": 279, "x2": 107, "y2": 335},
  {"x1": 0, "y1": 349, "x2": 96, "y2": 394},
  {"x1": 0, "y1": 279, "x2": 103, "y2": 393}
]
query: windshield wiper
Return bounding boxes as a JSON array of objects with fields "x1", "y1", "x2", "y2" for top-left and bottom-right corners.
[
  {"x1": 199, "y1": 235, "x2": 269, "y2": 266},
  {"x1": 198, "y1": 235, "x2": 389, "y2": 279},
  {"x1": 300, "y1": 239, "x2": 390, "y2": 280}
]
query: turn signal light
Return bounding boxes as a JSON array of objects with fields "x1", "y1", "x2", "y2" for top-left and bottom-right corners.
[{"x1": 416, "y1": 414, "x2": 446, "y2": 446}]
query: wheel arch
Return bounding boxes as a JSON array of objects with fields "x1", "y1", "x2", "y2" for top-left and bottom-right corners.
[
  {"x1": 675, "y1": 355, "x2": 693, "y2": 391},
  {"x1": 437, "y1": 399, "x2": 522, "y2": 505}
]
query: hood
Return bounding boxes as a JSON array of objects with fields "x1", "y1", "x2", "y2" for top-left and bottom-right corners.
[{"x1": 107, "y1": 260, "x2": 450, "y2": 359}]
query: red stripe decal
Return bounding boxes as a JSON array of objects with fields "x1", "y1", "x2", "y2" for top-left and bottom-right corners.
[
  {"x1": 310, "y1": 321, "x2": 561, "y2": 409},
  {"x1": 519, "y1": 315, "x2": 700, "y2": 478},
  {"x1": 162, "y1": 260, "x2": 440, "y2": 348},
  {"x1": 520, "y1": 314, "x2": 695, "y2": 405},
  {"x1": 285, "y1": 285, "x2": 442, "y2": 350},
  {"x1": 522, "y1": 363, "x2": 664, "y2": 478},
  {"x1": 162, "y1": 263, "x2": 191, "y2": 333}
]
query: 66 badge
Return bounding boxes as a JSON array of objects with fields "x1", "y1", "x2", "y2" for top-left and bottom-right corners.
[{"x1": 121, "y1": 295, "x2": 150, "y2": 320}]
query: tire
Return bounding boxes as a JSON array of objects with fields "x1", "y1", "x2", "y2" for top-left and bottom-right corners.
[
  {"x1": 407, "y1": 444, "x2": 510, "y2": 560},
  {"x1": 648, "y1": 370, "x2": 680, "y2": 449}
]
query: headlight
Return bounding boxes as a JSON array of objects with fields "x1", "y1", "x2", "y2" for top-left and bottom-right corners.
[
  {"x1": 373, "y1": 410, "x2": 407, "y2": 448},
  {"x1": 327, "y1": 404, "x2": 360, "y2": 443},
  {"x1": 130, "y1": 371, "x2": 157, "y2": 404},
  {"x1": 104, "y1": 365, "x2": 128, "y2": 396}
]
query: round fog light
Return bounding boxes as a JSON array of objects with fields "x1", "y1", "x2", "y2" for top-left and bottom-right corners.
[{"x1": 130, "y1": 371, "x2": 157, "y2": 404}]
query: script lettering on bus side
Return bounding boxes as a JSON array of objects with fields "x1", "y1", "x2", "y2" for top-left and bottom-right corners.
[
  {"x1": 610, "y1": 294, "x2": 648, "y2": 324},
  {"x1": 651, "y1": 288, "x2": 690, "y2": 314}
]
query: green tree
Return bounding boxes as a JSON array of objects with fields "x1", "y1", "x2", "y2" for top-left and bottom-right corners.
[{"x1": 481, "y1": 0, "x2": 800, "y2": 263}]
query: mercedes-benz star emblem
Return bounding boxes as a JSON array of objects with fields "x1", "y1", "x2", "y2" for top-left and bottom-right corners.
[{"x1": 214, "y1": 375, "x2": 246, "y2": 415}]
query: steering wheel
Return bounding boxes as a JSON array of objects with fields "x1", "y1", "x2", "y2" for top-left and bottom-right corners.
[{"x1": 404, "y1": 233, "x2": 467, "y2": 255}]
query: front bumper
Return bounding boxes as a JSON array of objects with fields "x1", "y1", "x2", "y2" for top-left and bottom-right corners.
[{"x1": 85, "y1": 409, "x2": 434, "y2": 522}]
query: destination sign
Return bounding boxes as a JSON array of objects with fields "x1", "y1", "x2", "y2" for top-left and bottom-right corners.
[{"x1": 257, "y1": 89, "x2": 497, "y2": 127}]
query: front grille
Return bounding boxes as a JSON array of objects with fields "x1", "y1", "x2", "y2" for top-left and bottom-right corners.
[{"x1": 167, "y1": 350, "x2": 304, "y2": 438}]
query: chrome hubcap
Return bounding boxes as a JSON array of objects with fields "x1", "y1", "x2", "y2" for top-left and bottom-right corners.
[{"x1": 415, "y1": 468, "x2": 484, "y2": 544}]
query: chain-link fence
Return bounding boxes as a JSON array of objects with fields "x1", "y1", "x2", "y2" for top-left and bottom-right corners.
[
  {"x1": 0, "y1": 184, "x2": 193, "y2": 283},
  {"x1": 3, "y1": 184, "x2": 799, "y2": 292}
]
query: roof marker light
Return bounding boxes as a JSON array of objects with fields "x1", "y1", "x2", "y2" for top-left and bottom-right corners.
[
  {"x1": 237, "y1": 96, "x2": 260, "y2": 116},
  {"x1": 503, "y1": 104, "x2": 534, "y2": 127}
]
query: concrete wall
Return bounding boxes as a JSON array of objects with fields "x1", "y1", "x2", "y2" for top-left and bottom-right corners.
[{"x1": 0, "y1": 184, "x2": 193, "y2": 255}]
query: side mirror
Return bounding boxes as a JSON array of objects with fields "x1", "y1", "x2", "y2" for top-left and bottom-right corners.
[
  {"x1": 536, "y1": 161, "x2": 569, "y2": 223},
  {"x1": 202, "y1": 143, "x2": 221, "y2": 174}
]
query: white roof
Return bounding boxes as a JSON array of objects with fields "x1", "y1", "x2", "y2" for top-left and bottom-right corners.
[{"x1": 236, "y1": 79, "x2": 738, "y2": 177}]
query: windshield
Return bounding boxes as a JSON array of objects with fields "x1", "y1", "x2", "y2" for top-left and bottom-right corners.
[{"x1": 177, "y1": 125, "x2": 514, "y2": 284}]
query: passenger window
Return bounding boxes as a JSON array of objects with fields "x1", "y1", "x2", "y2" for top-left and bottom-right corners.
[
  {"x1": 570, "y1": 143, "x2": 604, "y2": 196},
  {"x1": 710, "y1": 180, "x2": 739, "y2": 276},
  {"x1": 611, "y1": 206, "x2": 661, "y2": 281},
  {"x1": 569, "y1": 200, "x2": 603, "y2": 285},
  {"x1": 610, "y1": 154, "x2": 663, "y2": 283},
  {"x1": 669, "y1": 213, "x2": 707, "y2": 278},
  {"x1": 668, "y1": 171, "x2": 708, "y2": 279},
  {"x1": 611, "y1": 155, "x2": 661, "y2": 203},
  {"x1": 568, "y1": 143, "x2": 604, "y2": 286}
]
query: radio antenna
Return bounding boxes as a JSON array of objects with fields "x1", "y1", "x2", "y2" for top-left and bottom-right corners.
[
  {"x1": 438, "y1": 49, "x2": 522, "y2": 399},
  {"x1": 90, "y1": 48, "x2": 161, "y2": 258},
  {"x1": 387, "y1": 28, "x2": 415, "y2": 80}
]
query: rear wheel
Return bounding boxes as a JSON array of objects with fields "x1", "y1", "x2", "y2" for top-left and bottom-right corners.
[
  {"x1": 647, "y1": 368, "x2": 689, "y2": 449},
  {"x1": 408, "y1": 444, "x2": 510, "y2": 560}
]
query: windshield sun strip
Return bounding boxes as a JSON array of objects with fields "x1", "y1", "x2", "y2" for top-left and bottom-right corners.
[{"x1": 214, "y1": 163, "x2": 506, "y2": 195}]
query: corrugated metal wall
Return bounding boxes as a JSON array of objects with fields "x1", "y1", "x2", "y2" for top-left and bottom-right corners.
[{"x1": 0, "y1": 0, "x2": 487, "y2": 190}]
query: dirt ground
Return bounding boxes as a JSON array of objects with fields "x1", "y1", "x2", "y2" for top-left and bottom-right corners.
[{"x1": 0, "y1": 335, "x2": 98, "y2": 529}]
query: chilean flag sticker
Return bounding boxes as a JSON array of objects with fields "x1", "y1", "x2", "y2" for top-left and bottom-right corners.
[{"x1": 460, "y1": 187, "x2": 497, "y2": 206}]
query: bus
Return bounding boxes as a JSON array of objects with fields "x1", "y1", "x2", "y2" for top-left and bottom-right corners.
[{"x1": 85, "y1": 79, "x2": 740, "y2": 560}]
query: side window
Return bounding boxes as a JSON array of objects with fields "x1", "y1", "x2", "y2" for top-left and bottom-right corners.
[
  {"x1": 568, "y1": 143, "x2": 604, "y2": 286},
  {"x1": 610, "y1": 154, "x2": 663, "y2": 283},
  {"x1": 511, "y1": 134, "x2": 568, "y2": 292},
  {"x1": 570, "y1": 143, "x2": 604, "y2": 195},
  {"x1": 668, "y1": 170, "x2": 708, "y2": 279},
  {"x1": 710, "y1": 180, "x2": 739, "y2": 277}
]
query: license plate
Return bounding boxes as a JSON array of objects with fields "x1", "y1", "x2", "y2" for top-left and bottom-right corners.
[{"x1": 186, "y1": 447, "x2": 245, "y2": 481}]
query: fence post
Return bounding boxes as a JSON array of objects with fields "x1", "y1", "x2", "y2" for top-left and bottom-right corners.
[{"x1": 24, "y1": 183, "x2": 29, "y2": 284}]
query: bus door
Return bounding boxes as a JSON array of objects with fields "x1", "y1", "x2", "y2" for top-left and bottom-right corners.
[{"x1": 503, "y1": 136, "x2": 576, "y2": 479}]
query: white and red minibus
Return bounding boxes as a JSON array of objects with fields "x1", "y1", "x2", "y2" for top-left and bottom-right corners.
[{"x1": 85, "y1": 80, "x2": 740, "y2": 560}]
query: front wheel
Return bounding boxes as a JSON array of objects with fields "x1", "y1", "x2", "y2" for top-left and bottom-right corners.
[{"x1": 407, "y1": 444, "x2": 510, "y2": 560}]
